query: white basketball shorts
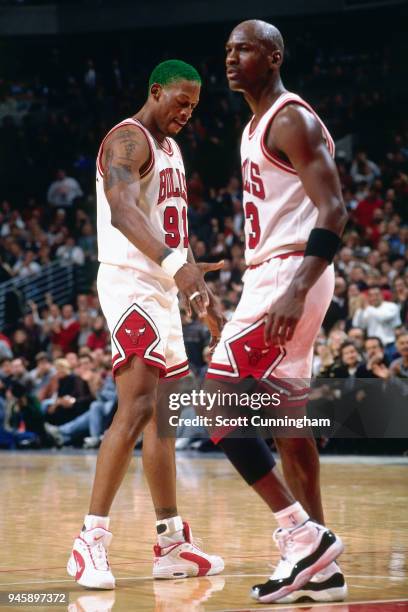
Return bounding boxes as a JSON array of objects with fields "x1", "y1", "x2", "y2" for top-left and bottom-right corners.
[
  {"x1": 207, "y1": 252, "x2": 334, "y2": 406},
  {"x1": 97, "y1": 263, "x2": 189, "y2": 379}
]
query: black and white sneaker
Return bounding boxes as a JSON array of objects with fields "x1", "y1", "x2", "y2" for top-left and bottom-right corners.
[
  {"x1": 274, "y1": 562, "x2": 347, "y2": 603},
  {"x1": 251, "y1": 521, "x2": 344, "y2": 604}
]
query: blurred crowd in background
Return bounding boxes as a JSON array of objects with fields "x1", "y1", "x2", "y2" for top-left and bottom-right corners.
[{"x1": 0, "y1": 14, "x2": 407, "y2": 450}]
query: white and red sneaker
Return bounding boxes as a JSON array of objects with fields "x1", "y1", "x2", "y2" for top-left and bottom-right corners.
[
  {"x1": 153, "y1": 522, "x2": 224, "y2": 579},
  {"x1": 67, "y1": 527, "x2": 115, "y2": 590}
]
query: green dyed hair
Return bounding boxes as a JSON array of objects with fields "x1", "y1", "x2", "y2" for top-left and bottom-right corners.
[{"x1": 148, "y1": 59, "x2": 201, "y2": 93}]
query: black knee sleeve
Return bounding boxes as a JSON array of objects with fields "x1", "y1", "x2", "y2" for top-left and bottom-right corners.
[{"x1": 218, "y1": 435, "x2": 275, "y2": 485}]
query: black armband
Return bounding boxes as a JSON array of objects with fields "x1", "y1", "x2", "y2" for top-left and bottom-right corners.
[{"x1": 304, "y1": 228, "x2": 341, "y2": 263}]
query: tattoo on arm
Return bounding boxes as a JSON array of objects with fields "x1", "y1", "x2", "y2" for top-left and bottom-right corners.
[
  {"x1": 104, "y1": 142, "x2": 137, "y2": 190},
  {"x1": 105, "y1": 163, "x2": 135, "y2": 190},
  {"x1": 103, "y1": 130, "x2": 147, "y2": 190}
]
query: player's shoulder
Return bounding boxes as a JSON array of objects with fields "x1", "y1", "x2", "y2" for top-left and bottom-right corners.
[
  {"x1": 104, "y1": 119, "x2": 150, "y2": 149},
  {"x1": 273, "y1": 101, "x2": 320, "y2": 135},
  {"x1": 269, "y1": 99, "x2": 325, "y2": 150}
]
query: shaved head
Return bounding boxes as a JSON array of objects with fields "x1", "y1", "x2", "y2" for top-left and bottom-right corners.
[{"x1": 232, "y1": 20, "x2": 284, "y2": 56}]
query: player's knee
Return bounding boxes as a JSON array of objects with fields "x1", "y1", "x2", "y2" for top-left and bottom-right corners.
[
  {"x1": 276, "y1": 437, "x2": 316, "y2": 455},
  {"x1": 118, "y1": 393, "x2": 155, "y2": 433}
]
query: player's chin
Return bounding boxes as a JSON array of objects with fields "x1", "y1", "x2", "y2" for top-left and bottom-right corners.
[
  {"x1": 227, "y1": 77, "x2": 246, "y2": 92},
  {"x1": 168, "y1": 120, "x2": 185, "y2": 135}
]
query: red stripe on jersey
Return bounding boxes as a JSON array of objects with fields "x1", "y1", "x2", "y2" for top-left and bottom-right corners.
[
  {"x1": 157, "y1": 137, "x2": 174, "y2": 156},
  {"x1": 260, "y1": 98, "x2": 335, "y2": 174}
]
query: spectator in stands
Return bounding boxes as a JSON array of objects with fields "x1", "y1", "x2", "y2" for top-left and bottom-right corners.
[
  {"x1": 347, "y1": 327, "x2": 366, "y2": 352},
  {"x1": 350, "y1": 151, "x2": 381, "y2": 186},
  {"x1": 77, "y1": 311, "x2": 93, "y2": 348},
  {"x1": 3, "y1": 380, "x2": 49, "y2": 448},
  {"x1": 393, "y1": 277, "x2": 408, "y2": 325},
  {"x1": 323, "y1": 276, "x2": 348, "y2": 332},
  {"x1": 47, "y1": 169, "x2": 83, "y2": 209},
  {"x1": 28, "y1": 352, "x2": 56, "y2": 400},
  {"x1": 352, "y1": 286, "x2": 401, "y2": 359},
  {"x1": 56, "y1": 236, "x2": 85, "y2": 266},
  {"x1": 44, "y1": 357, "x2": 93, "y2": 426},
  {"x1": 86, "y1": 316, "x2": 108, "y2": 351},
  {"x1": 45, "y1": 361, "x2": 116, "y2": 448},
  {"x1": 0, "y1": 331, "x2": 12, "y2": 359},
  {"x1": 332, "y1": 341, "x2": 363, "y2": 379},
  {"x1": 390, "y1": 333, "x2": 408, "y2": 378},
  {"x1": 9, "y1": 357, "x2": 32, "y2": 391},
  {"x1": 181, "y1": 311, "x2": 210, "y2": 375},
  {"x1": 353, "y1": 186, "x2": 384, "y2": 230},
  {"x1": 327, "y1": 329, "x2": 348, "y2": 362},
  {"x1": 51, "y1": 304, "x2": 80, "y2": 353},
  {"x1": 12, "y1": 250, "x2": 41, "y2": 278}
]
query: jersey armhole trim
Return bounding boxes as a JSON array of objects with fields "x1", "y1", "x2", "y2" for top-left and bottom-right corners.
[
  {"x1": 260, "y1": 99, "x2": 335, "y2": 175},
  {"x1": 96, "y1": 121, "x2": 155, "y2": 180}
]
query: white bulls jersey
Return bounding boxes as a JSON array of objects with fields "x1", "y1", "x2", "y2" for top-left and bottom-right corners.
[
  {"x1": 240, "y1": 92, "x2": 335, "y2": 266},
  {"x1": 96, "y1": 118, "x2": 188, "y2": 281}
]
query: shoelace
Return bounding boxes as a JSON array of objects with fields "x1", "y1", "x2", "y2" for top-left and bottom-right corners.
[{"x1": 91, "y1": 539, "x2": 110, "y2": 571}]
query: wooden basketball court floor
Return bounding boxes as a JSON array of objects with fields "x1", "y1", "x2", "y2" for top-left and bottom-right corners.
[{"x1": 0, "y1": 451, "x2": 407, "y2": 612}]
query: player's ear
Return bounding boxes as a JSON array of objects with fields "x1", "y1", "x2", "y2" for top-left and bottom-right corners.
[
  {"x1": 150, "y1": 83, "x2": 163, "y2": 100},
  {"x1": 269, "y1": 50, "x2": 282, "y2": 68}
]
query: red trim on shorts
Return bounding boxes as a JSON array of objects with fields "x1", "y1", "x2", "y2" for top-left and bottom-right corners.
[
  {"x1": 248, "y1": 250, "x2": 304, "y2": 270},
  {"x1": 96, "y1": 120, "x2": 155, "y2": 178},
  {"x1": 164, "y1": 360, "x2": 189, "y2": 379},
  {"x1": 112, "y1": 351, "x2": 166, "y2": 377}
]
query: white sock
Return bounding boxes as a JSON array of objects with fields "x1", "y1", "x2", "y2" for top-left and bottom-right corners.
[
  {"x1": 156, "y1": 515, "x2": 184, "y2": 547},
  {"x1": 274, "y1": 502, "x2": 309, "y2": 530},
  {"x1": 83, "y1": 514, "x2": 110, "y2": 531}
]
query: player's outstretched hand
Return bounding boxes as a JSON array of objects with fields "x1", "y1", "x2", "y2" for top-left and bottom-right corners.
[
  {"x1": 175, "y1": 260, "x2": 224, "y2": 318},
  {"x1": 264, "y1": 285, "x2": 306, "y2": 347}
]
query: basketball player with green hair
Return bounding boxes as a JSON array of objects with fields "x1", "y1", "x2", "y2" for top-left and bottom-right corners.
[{"x1": 66, "y1": 60, "x2": 225, "y2": 589}]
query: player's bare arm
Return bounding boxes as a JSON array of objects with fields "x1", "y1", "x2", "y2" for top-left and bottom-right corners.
[
  {"x1": 103, "y1": 125, "x2": 213, "y2": 317},
  {"x1": 264, "y1": 105, "x2": 348, "y2": 346}
]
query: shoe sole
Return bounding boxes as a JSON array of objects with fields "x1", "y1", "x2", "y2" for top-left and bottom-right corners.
[
  {"x1": 67, "y1": 554, "x2": 115, "y2": 590},
  {"x1": 153, "y1": 561, "x2": 224, "y2": 580},
  {"x1": 276, "y1": 584, "x2": 348, "y2": 603},
  {"x1": 258, "y1": 534, "x2": 344, "y2": 603}
]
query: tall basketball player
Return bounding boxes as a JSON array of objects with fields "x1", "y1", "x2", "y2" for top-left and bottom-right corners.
[
  {"x1": 66, "y1": 60, "x2": 224, "y2": 589},
  {"x1": 202, "y1": 21, "x2": 348, "y2": 603}
]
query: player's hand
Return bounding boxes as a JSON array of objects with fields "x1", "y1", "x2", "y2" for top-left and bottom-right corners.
[
  {"x1": 204, "y1": 287, "x2": 227, "y2": 353},
  {"x1": 175, "y1": 260, "x2": 224, "y2": 318},
  {"x1": 371, "y1": 363, "x2": 391, "y2": 380},
  {"x1": 264, "y1": 284, "x2": 306, "y2": 346}
]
